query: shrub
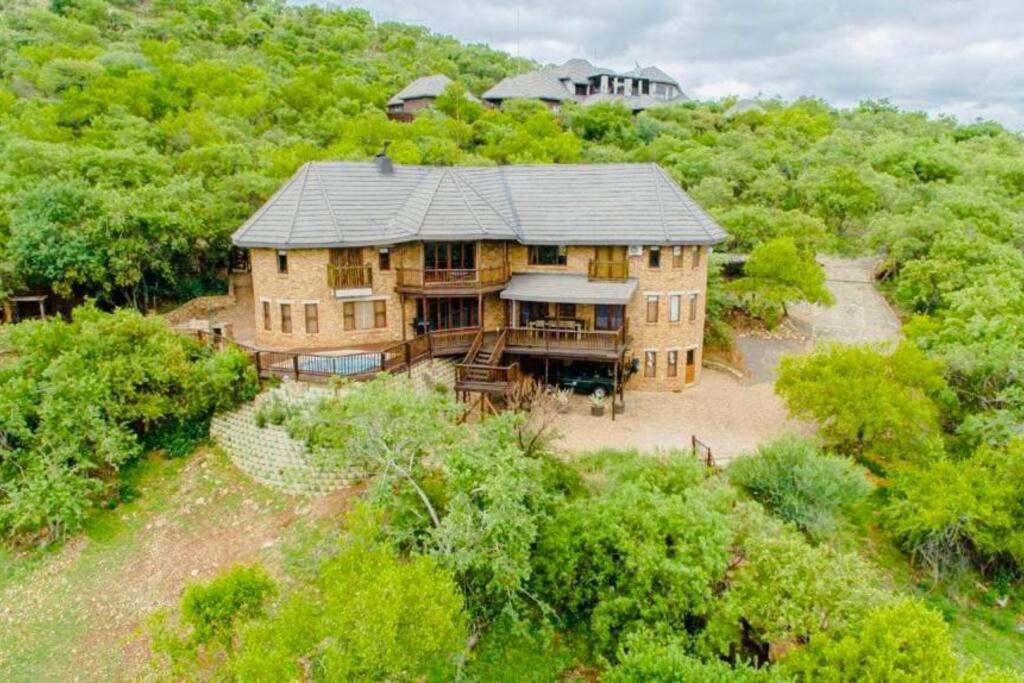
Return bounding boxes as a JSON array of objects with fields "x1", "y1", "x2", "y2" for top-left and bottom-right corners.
[
  {"x1": 228, "y1": 521, "x2": 468, "y2": 681},
  {"x1": 608, "y1": 631, "x2": 777, "y2": 682},
  {"x1": 700, "y1": 521, "x2": 886, "y2": 660},
  {"x1": 775, "y1": 341, "x2": 950, "y2": 471},
  {"x1": 179, "y1": 565, "x2": 277, "y2": 650},
  {"x1": 883, "y1": 438, "x2": 1024, "y2": 578},
  {"x1": 533, "y1": 481, "x2": 735, "y2": 660},
  {"x1": 780, "y1": 600, "x2": 982, "y2": 682},
  {"x1": 0, "y1": 306, "x2": 258, "y2": 541},
  {"x1": 728, "y1": 436, "x2": 871, "y2": 540}
]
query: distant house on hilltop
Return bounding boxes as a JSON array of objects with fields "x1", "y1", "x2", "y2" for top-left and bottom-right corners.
[
  {"x1": 387, "y1": 74, "x2": 478, "y2": 119},
  {"x1": 387, "y1": 59, "x2": 687, "y2": 118},
  {"x1": 481, "y1": 58, "x2": 687, "y2": 112}
]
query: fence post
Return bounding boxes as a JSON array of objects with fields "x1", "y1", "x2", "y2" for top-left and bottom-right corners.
[
  {"x1": 254, "y1": 350, "x2": 262, "y2": 377},
  {"x1": 406, "y1": 342, "x2": 412, "y2": 377},
  {"x1": 292, "y1": 354, "x2": 299, "y2": 381}
]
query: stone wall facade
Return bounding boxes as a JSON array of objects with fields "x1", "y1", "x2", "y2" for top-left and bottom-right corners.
[{"x1": 248, "y1": 240, "x2": 709, "y2": 391}]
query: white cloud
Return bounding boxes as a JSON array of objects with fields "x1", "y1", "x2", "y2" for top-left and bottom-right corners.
[{"x1": 312, "y1": 0, "x2": 1024, "y2": 129}]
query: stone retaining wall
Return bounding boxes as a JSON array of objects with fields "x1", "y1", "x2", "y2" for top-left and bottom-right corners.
[{"x1": 210, "y1": 358, "x2": 457, "y2": 495}]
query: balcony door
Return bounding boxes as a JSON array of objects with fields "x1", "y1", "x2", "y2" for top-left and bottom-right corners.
[
  {"x1": 594, "y1": 304, "x2": 624, "y2": 331},
  {"x1": 417, "y1": 297, "x2": 479, "y2": 333},
  {"x1": 423, "y1": 242, "x2": 476, "y2": 283},
  {"x1": 330, "y1": 248, "x2": 362, "y2": 268}
]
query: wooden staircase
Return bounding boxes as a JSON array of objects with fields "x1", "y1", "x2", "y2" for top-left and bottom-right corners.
[{"x1": 455, "y1": 329, "x2": 517, "y2": 404}]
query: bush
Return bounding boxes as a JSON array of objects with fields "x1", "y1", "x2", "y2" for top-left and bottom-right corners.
[
  {"x1": 229, "y1": 518, "x2": 468, "y2": 681},
  {"x1": 150, "y1": 565, "x2": 277, "y2": 676},
  {"x1": 780, "y1": 599, "x2": 983, "y2": 682},
  {"x1": 0, "y1": 306, "x2": 259, "y2": 541},
  {"x1": 607, "y1": 631, "x2": 776, "y2": 682},
  {"x1": 728, "y1": 436, "x2": 871, "y2": 540},
  {"x1": 180, "y1": 565, "x2": 277, "y2": 649},
  {"x1": 533, "y1": 481, "x2": 735, "y2": 660},
  {"x1": 775, "y1": 341, "x2": 950, "y2": 471},
  {"x1": 700, "y1": 520, "x2": 886, "y2": 660},
  {"x1": 883, "y1": 438, "x2": 1024, "y2": 578}
]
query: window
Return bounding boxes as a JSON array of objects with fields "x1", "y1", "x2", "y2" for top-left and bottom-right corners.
[
  {"x1": 692, "y1": 246, "x2": 701, "y2": 270},
  {"x1": 343, "y1": 301, "x2": 387, "y2": 331},
  {"x1": 280, "y1": 303, "x2": 292, "y2": 333},
  {"x1": 419, "y1": 297, "x2": 479, "y2": 332},
  {"x1": 528, "y1": 245, "x2": 567, "y2": 266},
  {"x1": 644, "y1": 351, "x2": 657, "y2": 378},
  {"x1": 518, "y1": 301, "x2": 550, "y2": 327},
  {"x1": 378, "y1": 248, "x2": 391, "y2": 271},
  {"x1": 304, "y1": 303, "x2": 318, "y2": 334},
  {"x1": 262, "y1": 301, "x2": 271, "y2": 331},
  {"x1": 667, "y1": 350, "x2": 678, "y2": 377},
  {"x1": 276, "y1": 250, "x2": 288, "y2": 274},
  {"x1": 646, "y1": 294, "x2": 659, "y2": 323},
  {"x1": 648, "y1": 246, "x2": 661, "y2": 268},
  {"x1": 689, "y1": 293, "x2": 699, "y2": 322},
  {"x1": 556, "y1": 303, "x2": 576, "y2": 319},
  {"x1": 669, "y1": 294, "x2": 681, "y2": 323},
  {"x1": 672, "y1": 246, "x2": 684, "y2": 268}
]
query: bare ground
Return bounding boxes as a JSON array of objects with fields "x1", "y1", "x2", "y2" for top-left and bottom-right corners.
[
  {"x1": 0, "y1": 448, "x2": 353, "y2": 682},
  {"x1": 554, "y1": 369, "x2": 812, "y2": 464}
]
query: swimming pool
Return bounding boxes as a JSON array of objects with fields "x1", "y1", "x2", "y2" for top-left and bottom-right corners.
[{"x1": 296, "y1": 353, "x2": 381, "y2": 376}]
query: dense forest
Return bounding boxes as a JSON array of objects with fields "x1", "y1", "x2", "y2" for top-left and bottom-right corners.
[{"x1": 3, "y1": 0, "x2": 1024, "y2": 679}]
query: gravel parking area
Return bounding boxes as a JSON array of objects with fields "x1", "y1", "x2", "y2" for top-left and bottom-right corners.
[
  {"x1": 555, "y1": 257, "x2": 899, "y2": 463},
  {"x1": 554, "y1": 369, "x2": 811, "y2": 464}
]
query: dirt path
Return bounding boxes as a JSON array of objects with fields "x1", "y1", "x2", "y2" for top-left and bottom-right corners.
[{"x1": 0, "y1": 449, "x2": 352, "y2": 682}]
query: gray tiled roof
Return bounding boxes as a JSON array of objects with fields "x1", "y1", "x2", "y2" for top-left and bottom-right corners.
[
  {"x1": 547, "y1": 58, "x2": 613, "y2": 84},
  {"x1": 232, "y1": 162, "x2": 727, "y2": 249},
  {"x1": 623, "y1": 65, "x2": 679, "y2": 85},
  {"x1": 388, "y1": 74, "x2": 478, "y2": 105},
  {"x1": 501, "y1": 273, "x2": 638, "y2": 305},
  {"x1": 481, "y1": 70, "x2": 571, "y2": 102}
]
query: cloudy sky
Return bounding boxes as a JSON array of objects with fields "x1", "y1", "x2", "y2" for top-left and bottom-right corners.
[{"x1": 318, "y1": 0, "x2": 1024, "y2": 129}]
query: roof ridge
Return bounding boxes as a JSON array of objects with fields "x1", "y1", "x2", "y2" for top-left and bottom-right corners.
[
  {"x1": 412, "y1": 168, "x2": 447, "y2": 238},
  {"x1": 285, "y1": 164, "x2": 312, "y2": 246},
  {"x1": 452, "y1": 169, "x2": 518, "y2": 235},
  {"x1": 308, "y1": 163, "x2": 344, "y2": 244},
  {"x1": 650, "y1": 164, "x2": 670, "y2": 241},
  {"x1": 448, "y1": 170, "x2": 485, "y2": 232},
  {"x1": 496, "y1": 166, "x2": 524, "y2": 239}
]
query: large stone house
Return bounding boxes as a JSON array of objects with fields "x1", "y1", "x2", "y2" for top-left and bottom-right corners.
[
  {"x1": 481, "y1": 58, "x2": 687, "y2": 111},
  {"x1": 232, "y1": 158, "x2": 726, "y2": 393}
]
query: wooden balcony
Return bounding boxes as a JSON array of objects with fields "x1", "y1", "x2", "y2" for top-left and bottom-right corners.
[
  {"x1": 395, "y1": 264, "x2": 510, "y2": 295},
  {"x1": 587, "y1": 260, "x2": 629, "y2": 282},
  {"x1": 505, "y1": 326, "x2": 625, "y2": 360},
  {"x1": 327, "y1": 263, "x2": 373, "y2": 292}
]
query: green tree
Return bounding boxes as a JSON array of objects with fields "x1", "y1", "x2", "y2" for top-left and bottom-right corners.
[
  {"x1": 775, "y1": 342, "x2": 949, "y2": 470},
  {"x1": 728, "y1": 238, "x2": 833, "y2": 327}
]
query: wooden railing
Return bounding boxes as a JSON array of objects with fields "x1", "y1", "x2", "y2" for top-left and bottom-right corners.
[
  {"x1": 327, "y1": 263, "x2": 373, "y2": 290},
  {"x1": 396, "y1": 264, "x2": 510, "y2": 290},
  {"x1": 428, "y1": 327, "x2": 481, "y2": 356},
  {"x1": 506, "y1": 326, "x2": 624, "y2": 354},
  {"x1": 587, "y1": 259, "x2": 629, "y2": 282},
  {"x1": 455, "y1": 362, "x2": 520, "y2": 386},
  {"x1": 489, "y1": 328, "x2": 508, "y2": 365}
]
